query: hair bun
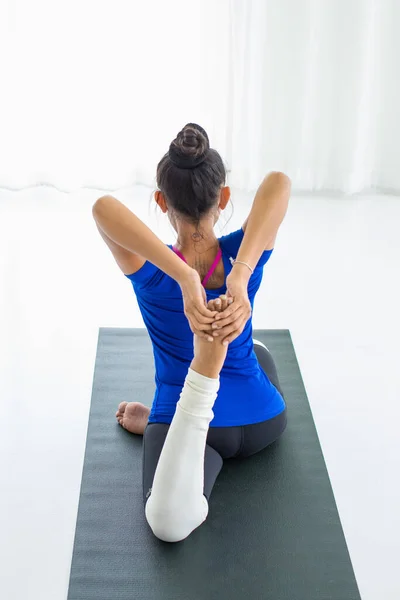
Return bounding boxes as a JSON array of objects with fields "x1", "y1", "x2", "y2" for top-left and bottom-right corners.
[{"x1": 169, "y1": 123, "x2": 210, "y2": 169}]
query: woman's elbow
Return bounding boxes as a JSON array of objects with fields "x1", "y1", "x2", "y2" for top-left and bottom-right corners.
[
  {"x1": 269, "y1": 171, "x2": 291, "y2": 190},
  {"x1": 92, "y1": 195, "x2": 113, "y2": 219}
]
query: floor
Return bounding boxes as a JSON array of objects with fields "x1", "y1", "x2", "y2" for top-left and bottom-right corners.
[{"x1": 0, "y1": 185, "x2": 399, "y2": 600}]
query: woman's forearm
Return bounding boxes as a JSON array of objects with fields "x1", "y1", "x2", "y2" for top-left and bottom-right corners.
[
  {"x1": 236, "y1": 172, "x2": 291, "y2": 272},
  {"x1": 93, "y1": 195, "x2": 192, "y2": 284}
]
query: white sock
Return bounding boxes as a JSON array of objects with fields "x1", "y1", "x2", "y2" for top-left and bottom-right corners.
[{"x1": 145, "y1": 368, "x2": 220, "y2": 542}]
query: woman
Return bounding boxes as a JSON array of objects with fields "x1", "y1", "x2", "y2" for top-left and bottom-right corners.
[{"x1": 93, "y1": 123, "x2": 291, "y2": 542}]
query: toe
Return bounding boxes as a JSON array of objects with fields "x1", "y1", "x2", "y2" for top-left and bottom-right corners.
[
  {"x1": 121, "y1": 403, "x2": 150, "y2": 435},
  {"x1": 208, "y1": 299, "x2": 218, "y2": 312},
  {"x1": 117, "y1": 401, "x2": 128, "y2": 415},
  {"x1": 219, "y1": 295, "x2": 228, "y2": 311}
]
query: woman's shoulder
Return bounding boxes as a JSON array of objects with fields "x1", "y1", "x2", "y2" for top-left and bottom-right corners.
[
  {"x1": 218, "y1": 228, "x2": 245, "y2": 255},
  {"x1": 124, "y1": 260, "x2": 168, "y2": 292},
  {"x1": 218, "y1": 228, "x2": 273, "y2": 270},
  {"x1": 124, "y1": 243, "x2": 177, "y2": 291}
]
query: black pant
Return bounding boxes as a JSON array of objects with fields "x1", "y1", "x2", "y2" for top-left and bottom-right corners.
[{"x1": 142, "y1": 342, "x2": 287, "y2": 503}]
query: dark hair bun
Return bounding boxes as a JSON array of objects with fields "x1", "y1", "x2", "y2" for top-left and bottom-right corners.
[{"x1": 169, "y1": 123, "x2": 210, "y2": 169}]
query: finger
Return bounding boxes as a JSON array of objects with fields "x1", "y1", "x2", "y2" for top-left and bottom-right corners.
[
  {"x1": 208, "y1": 298, "x2": 220, "y2": 312},
  {"x1": 200, "y1": 332, "x2": 215, "y2": 342},
  {"x1": 226, "y1": 290, "x2": 235, "y2": 305},
  {"x1": 214, "y1": 312, "x2": 248, "y2": 338},
  {"x1": 214, "y1": 302, "x2": 241, "y2": 321},
  {"x1": 212, "y1": 322, "x2": 240, "y2": 338},
  {"x1": 219, "y1": 320, "x2": 246, "y2": 343},
  {"x1": 223, "y1": 326, "x2": 246, "y2": 343},
  {"x1": 196, "y1": 303, "x2": 218, "y2": 319},
  {"x1": 187, "y1": 312, "x2": 214, "y2": 332},
  {"x1": 192, "y1": 320, "x2": 214, "y2": 332},
  {"x1": 225, "y1": 290, "x2": 234, "y2": 305},
  {"x1": 193, "y1": 303, "x2": 219, "y2": 321},
  {"x1": 211, "y1": 310, "x2": 246, "y2": 331},
  {"x1": 223, "y1": 331, "x2": 242, "y2": 344},
  {"x1": 192, "y1": 308, "x2": 218, "y2": 324},
  {"x1": 191, "y1": 322, "x2": 214, "y2": 342}
]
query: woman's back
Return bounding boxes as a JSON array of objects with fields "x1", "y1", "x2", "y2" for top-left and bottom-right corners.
[
  {"x1": 93, "y1": 123, "x2": 290, "y2": 428},
  {"x1": 125, "y1": 228, "x2": 285, "y2": 427}
]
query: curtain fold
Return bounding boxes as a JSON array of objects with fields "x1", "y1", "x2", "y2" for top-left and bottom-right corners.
[{"x1": 0, "y1": 0, "x2": 398, "y2": 193}]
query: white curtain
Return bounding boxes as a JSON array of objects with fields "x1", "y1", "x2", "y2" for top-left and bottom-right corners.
[{"x1": 1, "y1": 0, "x2": 399, "y2": 194}]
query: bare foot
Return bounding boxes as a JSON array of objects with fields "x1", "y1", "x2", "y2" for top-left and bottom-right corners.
[
  {"x1": 115, "y1": 401, "x2": 151, "y2": 435},
  {"x1": 115, "y1": 296, "x2": 231, "y2": 431}
]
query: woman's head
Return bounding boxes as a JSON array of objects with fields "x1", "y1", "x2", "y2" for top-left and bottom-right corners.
[{"x1": 155, "y1": 123, "x2": 230, "y2": 229}]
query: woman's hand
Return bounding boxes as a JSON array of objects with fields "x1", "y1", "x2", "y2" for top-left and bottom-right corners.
[
  {"x1": 179, "y1": 269, "x2": 218, "y2": 341},
  {"x1": 210, "y1": 267, "x2": 252, "y2": 344},
  {"x1": 192, "y1": 296, "x2": 230, "y2": 378}
]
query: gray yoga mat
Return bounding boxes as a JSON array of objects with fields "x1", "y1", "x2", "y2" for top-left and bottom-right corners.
[{"x1": 68, "y1": 328, "x2": 361, "y2": 600}]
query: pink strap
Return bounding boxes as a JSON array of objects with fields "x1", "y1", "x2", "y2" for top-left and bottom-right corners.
[
  {"x1": 201, "y1": 248, "x2": 222, "y2": 286},
  {"x1": 172, "y1": 247, "x2": 187, "y2": 264},
  {"x1": 172, "y1": 246, "x2": 222, "y2": 287}
]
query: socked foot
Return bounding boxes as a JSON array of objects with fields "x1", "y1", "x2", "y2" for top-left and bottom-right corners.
[{"x1": 116, "y1": 401, "x2": 150, "y2": 435}]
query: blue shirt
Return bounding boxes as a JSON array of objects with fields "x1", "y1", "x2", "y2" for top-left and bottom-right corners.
[{"x1": 125, "y1": 228, "x2": 285, "y2": 427}]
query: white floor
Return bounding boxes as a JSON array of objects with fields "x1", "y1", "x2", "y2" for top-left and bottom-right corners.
[{"x1": 1, "y1": 185, "x2": 399, "y2": 600}]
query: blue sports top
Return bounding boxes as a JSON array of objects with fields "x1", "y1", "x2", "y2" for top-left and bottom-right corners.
[{"x1": 125, "y1": 228, "x2": 285, "y2": 427}]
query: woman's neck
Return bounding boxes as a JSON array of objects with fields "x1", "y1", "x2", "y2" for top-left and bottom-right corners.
[
  {"x1": 174, "y1": 222, "x2": 224, "y2": 288},
  {"x1": 175, "y1": 225, "x2": 218, "y2": 256}
]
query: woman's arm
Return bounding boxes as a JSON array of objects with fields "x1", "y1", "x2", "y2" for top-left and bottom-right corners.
[
  {"x1": 227, "y1": 170, "x2": 291, "y2": 291},
  {"x1": 93, "y1": 195, "x2": 217, "y2": 338},
  {"x1": 212, "y1": 172, "x2": 291, "y2": 343},
  {"x1": 93, "y1": 195, "x2": 194, "y2": 283},
  {"x1": 238, "y1": 171, "x2": 291, "y2": 266}
]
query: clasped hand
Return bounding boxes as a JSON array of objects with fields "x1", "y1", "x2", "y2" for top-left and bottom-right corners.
[{"x1": 180, "y1": 268, "x2": 252, "y2": 345}]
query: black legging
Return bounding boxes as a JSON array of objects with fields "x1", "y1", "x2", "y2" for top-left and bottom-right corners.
[{"x1": 142, "y1": 342, "x2": 287, "y2": 503}]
